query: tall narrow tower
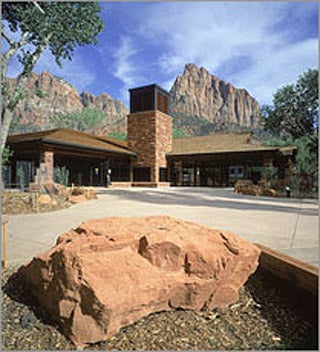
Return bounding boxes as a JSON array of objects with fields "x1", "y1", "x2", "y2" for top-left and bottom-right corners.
[{"x1": 127, "y1": 84, "x2": 172, "y2": 185}]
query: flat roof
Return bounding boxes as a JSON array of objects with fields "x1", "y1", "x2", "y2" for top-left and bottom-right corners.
[{"x1": 129, "y1": 84, "x2": 171, "y2": 97}]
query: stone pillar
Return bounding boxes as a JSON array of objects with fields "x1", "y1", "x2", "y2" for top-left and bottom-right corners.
[
  {"x1": 190, "y1": 167, "x2": 195, "y2": 186},
  {"x1": 127, "y1": 110, "x2": 172, "y2": 184},
  {"x1": 262, "y1": 157, "x2": 273, "y2": 181},
  {"x1": 37, "y1": 151, "x2": 54, "y2": 186}
]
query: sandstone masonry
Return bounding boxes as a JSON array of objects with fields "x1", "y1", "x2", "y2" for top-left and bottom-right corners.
[{"x1": 127, "y1": 110, "x2": 172, "y2": 184}]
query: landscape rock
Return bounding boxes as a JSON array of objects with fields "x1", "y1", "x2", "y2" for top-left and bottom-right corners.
[
  {"x1": 261, "y1": 188, "x2": 277, "y2": 197},
  {"x1": 44, "y1": 182, "x2": 69, "y2": 196},
  {"x1": 20, "y1": 312, "x2": 36, "y2": 329},
  {"x1": 234, "y1": 180, "x2": 261, "y2": 196},
  {"x1": 38, "y1": 194, "x2": 51, "y2": 205},
  {"x1": 17, "y1": 215, "x2": 260, "y2": 347},
  {"x1": 235, "y1": 180, "x2": 277, "y2": 197},
  {"x1": 68, "y1": 194, "x2": 87, "y2": 204},
  {"x1": 68, "y1": 188, "x2": 98, "y2": 203}
]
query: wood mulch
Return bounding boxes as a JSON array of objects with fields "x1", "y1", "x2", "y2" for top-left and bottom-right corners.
[{"x1": 1, "y1": 267, "x2": 317, "y2": 351}]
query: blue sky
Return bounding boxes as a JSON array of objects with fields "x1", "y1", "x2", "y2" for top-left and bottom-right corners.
[{"x1": 5, "y1": 1, "x2": 318, "y2": 107}]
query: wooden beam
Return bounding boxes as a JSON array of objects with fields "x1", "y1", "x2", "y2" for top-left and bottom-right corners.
[{"x1": 255, "y1": 243, "x2": 318, "y2": 296}]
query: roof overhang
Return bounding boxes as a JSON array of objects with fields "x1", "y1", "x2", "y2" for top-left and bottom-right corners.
[
  {"x1": 41, "y1": 138, "x2": 137, "y2": 157},
  {"x1": 167, "y1": 147, "x2": 280, "y2": 158}
]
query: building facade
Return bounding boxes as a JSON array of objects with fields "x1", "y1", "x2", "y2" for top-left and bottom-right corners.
[{"x1": 4, "y1": 84, "x2": 296, "y2": 190}]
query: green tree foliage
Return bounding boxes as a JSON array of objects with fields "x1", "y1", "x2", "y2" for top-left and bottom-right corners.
[
  {"x1": 106, "y1": 132, "x2": 127, "y2": 141},
  {"x1": 54, "y1": 166, "x2": 69, "y2": 186},
  {"x1": 260, "y1": 68, "x2": 318, "y2": 192},
  {"x1": 50, "y1": 108, "x2": 105, "y2": 131},
  {"x1": 294, "y1": 135, "x2": 318, "y2": 189},
  {"x1": 262, "y1": 69, "x2": 318, "y2": 138},
  {"x1": 171, "y1": 112, "x2": 217, "y2": 136},
  {"x1": 172, "y1": 128, "x2": 189, "y2": 139},
  {"x1": 1, "y1": 1, "x2": 104, "y2": 154},
  {"x1": 2, "y1": 146, "x2": 12, "y2": 169}
]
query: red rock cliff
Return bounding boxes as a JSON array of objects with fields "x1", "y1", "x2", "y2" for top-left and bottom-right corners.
[{"x1": 170, "y1": 63, "x2": 260, "y2": 134}]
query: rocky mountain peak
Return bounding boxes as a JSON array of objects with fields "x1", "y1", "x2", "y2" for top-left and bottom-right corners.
[
  {"x1": 170, "y1": 63, "x2": 260, "y2": 134},
  {"x1": 80, "y1": 90, "x2": 95, "y2": 107},
  {"x1": 9, "y1": 72, "x2": 128, "y2": 135},
  {"x1": 8, "y1": 64, "x2": 261, "y2": 137}
]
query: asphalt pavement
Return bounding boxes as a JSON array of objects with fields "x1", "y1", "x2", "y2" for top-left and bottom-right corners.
[{"x1": 3, "y1": 187, "x2": 318, "y2": 268}]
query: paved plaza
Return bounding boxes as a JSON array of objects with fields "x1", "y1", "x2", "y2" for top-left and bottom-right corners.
[{"x1": 4, "y1": 187, "x2": 319, "y2": 268}]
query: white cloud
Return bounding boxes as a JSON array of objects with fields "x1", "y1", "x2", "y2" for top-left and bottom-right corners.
[
  {"x1": 138, "y1": 2, "x2": 317, "y2": 105},
  {"x1": 5, "y1": 43, "x2": 96, "y2": 93},
  {"x1": 112, "y1": 36, "x2": 153, "y2": 103},
  {"x1": 235, "y1": 38, "x2": 318, "y2": 105},
  {"x1": 113, "y1": 36, "x2": 139, "y2": 87},
  {"x1": 34, "y1": 49, "x2": 96, "y2": 92},
  {"x1": 160, "y1": 78, "x2": 176, "y2": 93}
]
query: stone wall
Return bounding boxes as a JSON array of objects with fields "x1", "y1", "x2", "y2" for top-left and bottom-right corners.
[{"x1": 127, "y1": 110, "x2": 172, "y2": 183}]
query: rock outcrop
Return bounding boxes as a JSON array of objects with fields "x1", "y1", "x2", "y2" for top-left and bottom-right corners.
[
  {"x1": 8, "y1": 64, "x2": 261, "y2": 137},
  {"x1": 170, "y1": 63, "x2": 260, "y2": 135},
  {"x1": 17, "y1": 215, "x2": 260, "y2": 347},
  {"x1": 7, "y1": 71, "x2": 128, "y2": 135}
]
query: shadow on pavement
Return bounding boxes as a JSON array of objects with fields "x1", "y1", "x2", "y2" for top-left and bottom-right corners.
[{"x1": 101, "y1": 188, "x2": 318, "y2": 216}]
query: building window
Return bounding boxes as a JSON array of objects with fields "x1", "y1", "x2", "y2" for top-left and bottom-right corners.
[
  {"x1": 159, "y1": 167, "x2": 167, "y2": 182},
  {"x1": 229, "y1": 166, "x2": 244, "y2": 178},
  {"x1": 16, "y1": 160, "x2": 36, "y2": 190}
]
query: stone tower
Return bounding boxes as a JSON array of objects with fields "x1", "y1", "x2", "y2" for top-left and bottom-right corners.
[{"x1": 127, "y1": 84, "x2": 172, "y2": 185}]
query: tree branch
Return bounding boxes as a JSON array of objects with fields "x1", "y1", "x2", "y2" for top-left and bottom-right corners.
[
  {"x1": 2, "y1": 31, "x2": 30, "y2": 79},
  {"x1": 18, "y1": 34, "x2": 52, "y2": 84},
  {"x1": 2, "y1": 29, "x2": 15, "y2": 46}
]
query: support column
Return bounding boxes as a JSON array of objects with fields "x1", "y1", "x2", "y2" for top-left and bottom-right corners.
[
  {"x1": 262, "y1": 157, "x2": 274, "y2": 186},
  {"x1": 151, "y1": 164, "x2": 159, "y2": 183},
  {"x1": 174, "y1": 161, "x2": 183, "y2": 186},
  {"x1": 38, "y1": 151, "x2": 54, "y2": 185},
  {"x1": 130, "y1": 158, "x2": 134, "y2": 183},
  {"x1": 284, "y1": 157, "x2": 294, "y2": 186},
  {"x1": 167, "y1": 160, "x2": 171, "y2": 184}
]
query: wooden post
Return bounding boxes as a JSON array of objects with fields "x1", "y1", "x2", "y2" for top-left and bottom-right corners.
[
  {"x1": 36, "y1": 192, "x2": 39, "y2": 213},
  {"x1": 2, "y1": 214, "x2": 8, "y2": 270}
]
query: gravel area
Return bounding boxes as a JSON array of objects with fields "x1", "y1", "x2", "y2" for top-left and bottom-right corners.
[{"x1": 1, "y1": 266, "x2": 317, "y2": 351}]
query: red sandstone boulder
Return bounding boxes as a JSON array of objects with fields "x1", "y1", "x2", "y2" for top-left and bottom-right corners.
[
  {"x1": 234, "y1": 180, "x2": 261, "y2": 196},
  {"x1": 235, "y1": 180, "x2": 277, "y2": 197},
  {"x1": 68, "y1": 194, "x2": 87, "y2": 204},
  {"x1": 261, "y1": 188, "x2": 277, "y2": 197},
  {"x1": 17, "y1": 216, "x2": 260, "y2": 347},
  {"x1": 38, "y1": 194, "x2": 51, "y2": 205},
  {"x1": 68, "y1": 188, "x2": 98, "y2": 204}
]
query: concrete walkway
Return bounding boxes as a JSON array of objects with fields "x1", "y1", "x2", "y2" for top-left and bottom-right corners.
[{"x1": 4, "y1": 187, "x2": 318, "y2": 268}]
